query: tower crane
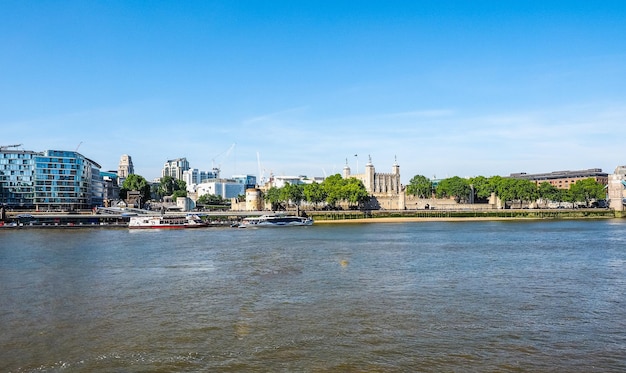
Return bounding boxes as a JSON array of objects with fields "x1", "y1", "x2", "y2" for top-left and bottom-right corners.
[
  {"x1": 0, "y1": 144, "x2": 22, "y2": 151},
  {"x1": 211, "y1": 143, "x2": 236, "y2": 179}
]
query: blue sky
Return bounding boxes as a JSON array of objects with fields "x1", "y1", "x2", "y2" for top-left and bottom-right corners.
[{"x1": 2, "y1": 1, "x2": 625, "y2": 183}]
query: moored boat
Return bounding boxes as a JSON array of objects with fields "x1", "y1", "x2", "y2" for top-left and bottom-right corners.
[
  {"x1": 239, "y1": 214, "x2": 313, "y2": 228},
  {"x1": 128, "y1": 214, "x2": 208, "y2": 229}
]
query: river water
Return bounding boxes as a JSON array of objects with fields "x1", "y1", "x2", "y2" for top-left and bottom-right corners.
[{"x1": 1, "y1": 220, "x2": 625, "y2": 372}]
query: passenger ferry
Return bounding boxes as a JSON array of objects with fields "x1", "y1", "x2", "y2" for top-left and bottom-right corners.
[
  {"x1": 239, "y1": 214, "x2": 313, "y2": 228},
  {"x1": 128, "y1": 214, "x2": 208, "y2": 229}
]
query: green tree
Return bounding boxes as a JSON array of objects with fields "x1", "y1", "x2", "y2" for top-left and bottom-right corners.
[
  {"x1": 569, "y1": 178, "x2": 606, "y2": 207},
  {"x1": 321, "y1": 174, "x2": 345, "y2": 207},
  {"x1": 176, "y1": 179, "x2": 187, "y2": 193},
  {"x1": 515, "y1": 179, "x2": 538, "y2": 204},
  {"x1": 406, "y1": 175, "x2": 433, "y2": 198},
  {"x1": 263, "y1": 186, "x2": 282, "y2": 210},
  {"x1": 343, "y1": 177, "x2": 370, "y2": 207},
  {"x1": 487, "y1": 176, "x2": 505, "y2": 197},
  {"x1": 494, "y1": 178, "x2": 537, "y2": 207},
  {"x1": 156, "y1": 176, "x2": 187, "y2": 199},
  {"x1": 280, "y1": 183, "x2": 304, "y2": 207},
  {"x1": 119, "y1": 174, "x2": 152, "y2": 204},
  {"x1": 172, "y1": 189, "x2": 187, "y2": 199},
  {"x1": 197, "y1": 194, "x2": 226, "y2": 205},
  {"x1": 538, "y1": 182, "x2": 562, "y2": 202},
  {"x1": 303, "y1": 182, "x2": 326, "y2": 208},
  {"x1": 158, "y1": 176, "x2": 176, "y2": 196},
  {"x1": 561, "y1": 188, "x2": 574, "y2": 205},
  {"x1": 494, "y1": 177, "x2": 516, "y2": 206},
  {"x1": 469, "y1": 176, "x2": 492, "y2": 201},
  {"x1": 150, "y1": 183, "x2": 160, "y2": 200},
  {"x1": 436, "y1": 176, "x2": 471, "y2": 202}
]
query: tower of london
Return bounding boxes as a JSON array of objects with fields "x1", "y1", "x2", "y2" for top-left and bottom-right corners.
[{"x1": 343, "y1": 156, "x2": 405, "y2": 209}]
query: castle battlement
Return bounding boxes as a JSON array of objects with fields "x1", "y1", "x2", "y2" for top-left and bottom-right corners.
[{"x1": 343, "y1": 156, "x2": 402, "y2": 196}]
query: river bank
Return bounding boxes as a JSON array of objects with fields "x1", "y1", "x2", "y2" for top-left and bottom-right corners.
[
  {"x1": 313, "y1": 216, "x2": 617, "y2": 224},
  {"x1": 308, "y1": 208, "x2": 621, "y2": 223},
  {"x1": 1, "y1": 208, "x2": 622, "y2": 229}
]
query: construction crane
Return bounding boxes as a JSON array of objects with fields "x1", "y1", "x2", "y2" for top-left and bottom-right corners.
[
  {"x1": 0, "y1": 144, "x2": 22, "y2": 151},
  {"x1": 211, "y1": 143, "x2": 236, "y2": 179}
]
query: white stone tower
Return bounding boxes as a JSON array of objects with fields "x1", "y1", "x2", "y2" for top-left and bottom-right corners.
[
  {"x1": 343, "y1": 158, "x2": 351, "y2": 179},
  {"x1": 608, "y1": 165, "x2": 626, "y2": 211},
  {"x1": 118, "y1": 154, "x2": 134, "y2": 186},
  {"x1": 364, "y1": 155, "x2": 375, "y2": 192}
]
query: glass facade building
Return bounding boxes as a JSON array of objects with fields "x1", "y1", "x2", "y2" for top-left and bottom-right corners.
[
  {"x1": 0, "y1": 150, "x2": 37, "y2": 207},
  {"x1": 0, "y1": 149, "x2": 103, "y2": 210},
  {"x1": 232, "y1": 174, "x2": 257, "y2": 190}
]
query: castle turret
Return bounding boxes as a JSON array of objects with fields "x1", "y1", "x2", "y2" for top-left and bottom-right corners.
[
  {"x1": 343, "y1": 158, "x2": 351, "y2": 179},
  {"x1": 364, "y1": 155, "x2": 375, "y2": 193},
  {"x1": 608, "y1": 166, "x2": 626, "y2": 211},
  {"x1": 392, "y1": 155, "x2": 400, "y2": 177}
]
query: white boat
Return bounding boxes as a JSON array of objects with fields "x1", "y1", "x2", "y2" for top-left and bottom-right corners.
[
  {"x1": 128, "y1": 214, "x2": 208, "y2": 229},
  {"x1": 239, "y1": 214, "x2": 313, "y2": 228}
]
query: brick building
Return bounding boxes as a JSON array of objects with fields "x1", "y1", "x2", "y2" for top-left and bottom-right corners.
[{"x1": 510, "y1": 169, "x2": 608, "y2": 189}]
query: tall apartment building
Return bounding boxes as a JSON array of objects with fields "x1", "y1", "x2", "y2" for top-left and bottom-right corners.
[
  {"x1": 162, "y1": 157, "x2": 190, "y2": 181},
  {"x1": 0, "y1": 148, "x2": 38, "y2": 207},
  {"x1": 0, "y1": 148, "x2": 103, "y2": 210},
  {"x1": 117, "y1": 154, "x2": 134, "y2": 186}
]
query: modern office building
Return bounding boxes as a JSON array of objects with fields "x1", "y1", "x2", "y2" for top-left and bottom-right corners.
[
  {"x1": 0, "y1": 148, "x2": 104, "y2": 210},
  {"x1": 509, "y1": 169, "x2": 609, "y2": 189},
  {"x1": 162, "y1": 157, "x2": 190, "y2": 181},
  {"x1": 183, "y1": 168, "x2": 219, "y2": 186},
  {"x1": 194, "y1": 179, "x2": 245, "y2": 200},
  {"x1": 182, "y1": 168, "x2": 199, "y2": 186},
  {"x1": 232, "y1": 174, "x2": 257, "y2": 189},
  {"x1": 101, "y1": 171, "x2": 120, "y2": 202}
]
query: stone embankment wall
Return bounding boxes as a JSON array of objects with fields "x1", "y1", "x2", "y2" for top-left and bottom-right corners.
[
  {"x1": 309, "y1": 208, "x2": 618, "y2": 221},
  {"x1": 403, "y1": 195, "x2": 498, "y2": 210}
]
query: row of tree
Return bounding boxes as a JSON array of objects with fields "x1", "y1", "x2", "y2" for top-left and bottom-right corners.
[
  {"x1": 407, "y1": 174, "x2": 606, "y2": 207},
  {"x1": 120, "y1": 173, "x2": 370, "y2": 210},
  {"x1": 264, "y1": 174, "x2": 369, "y2": 210}
]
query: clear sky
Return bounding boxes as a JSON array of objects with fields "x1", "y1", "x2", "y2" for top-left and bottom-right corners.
[{"x1": 2, "y1": 1, "x2": 625, "y2": 183}]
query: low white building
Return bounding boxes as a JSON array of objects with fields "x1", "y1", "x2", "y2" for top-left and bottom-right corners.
[
  {"x1": 194, "y1": 179, "x2": 245, "y2": 199},
  {"x1": 269, "y1": 175, "x2": 318, "y2": 188}
]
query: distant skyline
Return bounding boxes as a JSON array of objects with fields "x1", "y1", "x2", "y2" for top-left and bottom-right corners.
[{"x1": 2, "y1": 1, "x2": 625, "y2": 183}]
